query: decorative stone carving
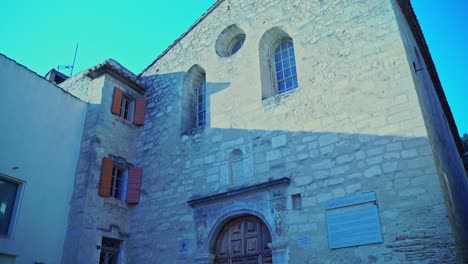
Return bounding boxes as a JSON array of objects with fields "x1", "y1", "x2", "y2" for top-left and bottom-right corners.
[
  {"x1": 270, "y1": 198, "x2": 286, "y2": 235},
  {"x1": 271, "y1": 199, "x2": 286, "y2": 213},
  {"x1": 194, "y1": 209, "x2": 207, "y2": 248},
  {"x1": 275, "y1": 213, "x2": 283, "y2": 234}
]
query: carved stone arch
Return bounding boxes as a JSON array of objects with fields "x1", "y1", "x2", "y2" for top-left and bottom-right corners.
[
  {"x1": 208, "y1": 211, "x2": 273, "y2": 264},
  {"x1": 182, "y1": 64, "x2": 206, "y2": 134},
  {"x1": 207, "y1": 209, "x2": 274, "y2": 251},
  {"x1": 259, "y1": 27, "x2": 294, "y2": 99}
]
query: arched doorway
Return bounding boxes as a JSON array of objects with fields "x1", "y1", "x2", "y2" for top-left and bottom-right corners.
[{"x1": 213, "y1": 215, "x2": 272, "y2": 264}]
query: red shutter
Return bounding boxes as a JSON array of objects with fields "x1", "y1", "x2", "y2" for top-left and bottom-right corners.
[
  {"x1": 99, "y1": 158, "x2": 114, "y2": 197},
  {"x1": 111, "y1": 87, "x2": 123, "y2": 115},
  {"x1": 126, "y1": 167, "x2": 142, "y2": 204},
  {"x1": 133, "y1": 98, "x2": 146, "y2": 126}
]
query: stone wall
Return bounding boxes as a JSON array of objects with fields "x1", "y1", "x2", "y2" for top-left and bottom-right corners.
[
  {"x1": 61, "y1": 72, "x2": 143, "y2": 264},
  {"x1": 131, "y1": 0, "x2": 459, "y2": 263},
  {"x1": 393, "y1": 1, "x2": 468, "y2": 261}
]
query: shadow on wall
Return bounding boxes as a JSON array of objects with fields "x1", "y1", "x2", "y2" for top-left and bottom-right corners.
[
  {"x1": 133, "y1": 70, "x2": 468, "y2": 261},
  {"x1": 139, "y1": 71, "x2": 231, "y2": 136},
  {"x1": 134, "y1": 128, "x2": 468, "y2": 261}
]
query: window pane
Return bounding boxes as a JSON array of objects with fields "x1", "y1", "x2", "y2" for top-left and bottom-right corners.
[
  {"x1": 231, "y1": 38, "x2": 244, "y2": 54},
  {"x1": 275, "y1": 62, "x2": 282, "y2": 71},
  {"x1": 292, "y1": 76, "x2": 298, "y2": 88},
  {"x1": 0, "y1": 179, "x2": 18, "y2": 235},
  {"x1": 284, "y1": 68, "x2": 291, "y2": 78},
  {"x1": 196, "y1": 76, "x2": 206, "y2": 128},
  {"x1": 278, "y1": 81, "x2": 285, "y2": 93},
  {"x1": 274, "y1": 53, "x2": 281, "y2": 62},
  {"x1": 281, "y1": 42, "x2": 288, "y2": 49},
  {"x1": 291, "y1": 66, "x2": 297, "y2": 75},
  {"x1": 276, "y1": 71, "x2": 284, "y2": 81},
  {"x1": 285, "y1": 78, "x2": 293, "y2": 89},
  {"x1": 283, "y1": 59, "x2": 290, "y2": 69}
]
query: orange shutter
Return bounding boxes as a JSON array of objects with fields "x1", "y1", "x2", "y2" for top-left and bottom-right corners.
[
  {"x1": 133, "y1": 98, "x2": 146, "y2": 126},
  {"x1": 126, "y1": 167, "x2": 142, "y2": 204},
  {"x1": 111, "y1": 87, "x2": 123, "y2": 115},
  {"x1": 99, "y1": 158, "x2": 114, "y2": 197}
]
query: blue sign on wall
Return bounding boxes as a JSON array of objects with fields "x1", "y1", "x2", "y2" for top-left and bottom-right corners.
[{"x1": 325, "y1": 192, "x2": 383, "y2": 249}]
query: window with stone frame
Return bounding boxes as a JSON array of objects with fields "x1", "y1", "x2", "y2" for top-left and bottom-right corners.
[
  {"x1": 111, "y1": 86, "x2": 146, "y2": 126},
  {"x1": 98, "y1": 157, "x2": 142, "y2": 204},
  {"x1": 99, "y1": 237, "x2": 121, "y2": 264},
  {"x1": 0, "y1": 175, "x2": 23, "y2": 237},
  {"x1": 182, "y1": 65, "x2": 207, "y2": 134},
  {"x1": 259, "y1": 27, "x2": 299, "y2": 99}
]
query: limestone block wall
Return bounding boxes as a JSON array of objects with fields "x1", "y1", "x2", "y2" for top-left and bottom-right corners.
[
  {"x1": 393, "y1": 1, "x2": 468, "y2": 261},
  {"x1": 62, "y1": 73, "x2": 143, "y2": 264},
  {"x1": 132, "y1": 0, "x2": 457, "y2": 263}
]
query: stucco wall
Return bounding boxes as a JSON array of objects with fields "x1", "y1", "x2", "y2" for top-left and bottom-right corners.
[
  {"x1": 132, "y1": 0, "x2": 457, "y2": 263},
  {"x1": 0, "y1": 54, "x2": 87, "y2": 264}
]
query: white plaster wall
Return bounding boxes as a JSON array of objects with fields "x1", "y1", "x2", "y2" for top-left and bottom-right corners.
[{"x1": 0, "y1": 54, "x2": 87, "y2": 264}]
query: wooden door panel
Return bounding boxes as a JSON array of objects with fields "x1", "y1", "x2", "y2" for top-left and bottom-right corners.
[{"x1": 214, "y1": 216, "x2": 272, "y2": 264}]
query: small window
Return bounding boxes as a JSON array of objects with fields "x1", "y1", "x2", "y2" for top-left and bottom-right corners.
[
  {"x1": 274, "y1": 40, "x2": 298, "y2": 94},
  {"x1": 110, "y1": 165, "x2": 127, "y2": 200},
  {"x1": 111, "y1": 86, "x2": 146, "y2": 126},
  {"x1": 99, "y1": 158, "x2": 142, "y2": 204},
  {"x1": 120, "y1": 94, "x2": 134, "y2": 122},
  {"x1": 292, "y1": 194, "x2": 302, "y2": 210},
  {"x1": 215, "y1": 24, "x2": 246, "y2": 57},
  {"x1": 197, "y1": 77, "x2": 207, "y2": 128},
  {"x1": 0, "y1": 175, "x2": 22, "y2": 237},
  {"x1": 229, "y1": 36, "x2": 245, "y2": 55},
  {"x1": 100, "y1": 237, "x2": 121, "y2": 264}
]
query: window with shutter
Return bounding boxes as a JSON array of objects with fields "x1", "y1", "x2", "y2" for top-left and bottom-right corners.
[
  {"x1": 111, "y1": 87, "x2": 123, "y2": 115},
  {"x1": 99, "y1": 158, "x2": 142, "y2": 204},
  {"x1": 99, "y1": 158, "x2": 114, "y2": 197},
  {"x1": 126, "y1": 167, "x2": 142, "y2": 204},
  {"x1": 133, "y1": 98, "x2": 146, "y2": 126},
  {"x1": 111, "y1": 86, "x2": 145, "y2": 125}
]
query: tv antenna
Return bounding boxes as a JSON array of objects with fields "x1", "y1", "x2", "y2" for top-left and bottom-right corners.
[{"x1": 58, "y1": 43, "x2": 79, "y2": 76}]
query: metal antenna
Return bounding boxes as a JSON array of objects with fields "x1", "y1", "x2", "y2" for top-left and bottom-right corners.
[
  {"x1": 57, "y1": 43, "x2": 79, "y2": 76},
  {"x1": 70, "y1": 43, "x2": 79, "y2": 76}
]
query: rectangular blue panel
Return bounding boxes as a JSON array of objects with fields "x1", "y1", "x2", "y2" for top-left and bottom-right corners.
[
  {"x1": 324, "y1": 192, "x2": 376, "y2": 210},
  {"x1": 326, "y1": 205, "x2": 383, "y2": 249},
  {"x1": 297, "y1": 235, "x2": 311, "y2": 247}
]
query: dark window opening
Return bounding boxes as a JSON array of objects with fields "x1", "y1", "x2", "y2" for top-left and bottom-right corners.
[{"x1": 100, "y1": 237, "x2": 121, "y2": 264}]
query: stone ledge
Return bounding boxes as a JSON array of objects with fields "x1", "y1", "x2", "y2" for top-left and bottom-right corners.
[{"x1": 187, "y1": 177, "x2": 291, "y2": 207}]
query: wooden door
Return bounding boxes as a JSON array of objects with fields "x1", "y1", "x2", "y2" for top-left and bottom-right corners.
[{"x1": 214, "y1": 216, "x2": 272, "y2": 264}]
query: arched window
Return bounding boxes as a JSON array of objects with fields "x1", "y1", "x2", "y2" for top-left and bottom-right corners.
[
  {"x1": 273, "y1": 40, "x2": 298, "y2": 94},
  {"x1": 229, "y1": 149, "x2": 244, "y2": 184},
  {"x1": 182, "y1": 65, "x2": 206, "y2": 134},
  {"x1": 259, "y1": 27, "x2": 299, "y2": 99},
  {"x1": 196, "y1": 77, "x2": 206, "y2": 127}
]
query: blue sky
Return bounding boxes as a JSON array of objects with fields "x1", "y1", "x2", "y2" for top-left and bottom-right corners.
[{"x1": 0, "y1": 0, "x2": 466, "y2": 135}]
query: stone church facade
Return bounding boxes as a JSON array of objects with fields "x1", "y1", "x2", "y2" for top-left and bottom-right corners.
[{"x1": 5, "y1": 0, "x2": 464, "y2": 263}]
